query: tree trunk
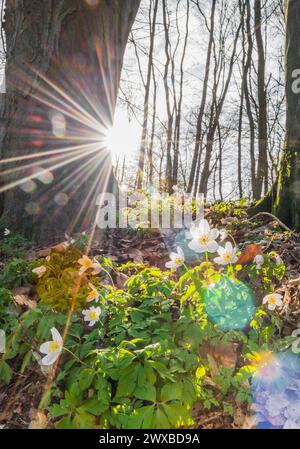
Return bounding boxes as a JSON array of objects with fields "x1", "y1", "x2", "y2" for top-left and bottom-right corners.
[
  {"x1": 0, "y1": 0, "x2": 140, "y2": 243},
  {"x1": 254, "y1": 0, "x2": 268, "y2": 199},
  {"x1": 243, "y1": 0, "x2": 256, "y2": 197},
  {"x1": 187, "y1": 0, "x2": 216, "y2": 193},
  {"x1": 136, "y1": 0, "x2": 158, "y2": 189},
  {"x1": 274, "y1": 0, "x2": 300, "y2": 229}
]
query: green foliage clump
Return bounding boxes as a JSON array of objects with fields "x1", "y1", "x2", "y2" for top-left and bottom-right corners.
[
  {"x1": 0, "y1": 218, "x2": 31, "y2": 259},
  {"x1": 35, "y1": 246, "x2": 101, "y2": 312},
  {"x1": 0, "y1": 231, "x2": 294, "y2": 430},
  {"x1": 0, "y1": 259, "x2": 33, "y2": 289}
]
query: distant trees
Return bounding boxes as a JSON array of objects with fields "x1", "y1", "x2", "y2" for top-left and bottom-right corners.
[{"x1": 126, "y1": 0, "x2": 284, "y2": 201}]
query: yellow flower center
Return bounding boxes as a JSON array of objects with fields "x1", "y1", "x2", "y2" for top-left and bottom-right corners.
[
  {"x1": 49, "y1": 341, "x2": 60, "y2": 354},
  {"x1": 174, "y1": 257, "x2": 183, "y2": 266},
  {"x1": 89, "y1": 290, "x2": 98, "y2": 299},
  {"x1": 198, "y1": 235, "x2": 209, "y2": 245},
  {"x1": 82, "y1": 259, "x2": 93, "y2": 268},
  {"x1": 223, "y1": 252, "x2": 232, "y2": 262},
  {"x1": 89, "y1": 310, "x2": 99, "y2": 321},
  {"x1": 268, "y1": 295, "x2": 276, "y2": 305}
]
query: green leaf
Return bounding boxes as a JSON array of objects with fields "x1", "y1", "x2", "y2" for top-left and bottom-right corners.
[
  {"x1": 50, "y1": 403, "x2": 70, "y2": 418},
  {"x1": 134, "y1": 384, "x2": 156, "y2": 402},
  {"x1": 0, "y1": 361, "x2": 13, "y2": 384},
  {"x1": 161, "y1": 383, "x2": 182, "y2": 403},
  {"x1": 55, "y1": 415, "x2": 73, "y2": 429},
  {"x1": 152, "y1": 407, "x2": 170, "y2": 429},
  {"x1": 78, "y1": 369, "x2": 95, "y2": 391},
  {"x1": 84, "y1": 398, "x2": 109, "y2": 416},
  {"x1": 128, "y1": 405, "x2": 155, "y2": 429}
]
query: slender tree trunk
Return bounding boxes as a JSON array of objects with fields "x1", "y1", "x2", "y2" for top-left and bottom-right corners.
[
  {"x1": 136, "y1": 0, "x2": 158, "y2": 189},
  {"x1": 243, "y1": 0, "x2": 256, "y2": 197},
  {"x1": 162, "y1": 0, "x2": 173, "y2": 193},
  {"x1": 172, "y1": 0, "x2": 189, "y2": 186},
  {"x1": 254, "y1": 0, "x2": 268, "y2": 198},
  {"x1": 187, "y1": 0, "x2": 216, "y2": 193},
  {"x1": 0, "y1": 0, "x2": 140, "y2": 243},
  {"x1": 199, "y1": 8, "x2": 243, "y2": 197},
  {"x1": 148, "y1": 61, "x2": 157, "y2": 186},
  {"x1": 238, "y1": 0, "x2": 246, "y2": 198}
]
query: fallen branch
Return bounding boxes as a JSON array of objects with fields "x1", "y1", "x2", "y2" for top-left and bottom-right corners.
[{"x1": 248, "y1": 212, "x2": 294, "y2": 233}]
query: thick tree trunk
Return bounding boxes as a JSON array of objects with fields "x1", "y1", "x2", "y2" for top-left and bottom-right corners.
[
  {"x1": 0, "y1": 0, "x2": 140, "y2": 243},
  {"x1": 274, "y1": 0, "x2": 300, "y2": 229}
]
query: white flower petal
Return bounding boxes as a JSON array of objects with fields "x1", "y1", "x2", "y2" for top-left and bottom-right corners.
[
  {"x1": 225, "y1": 242, "x2": 233, "y2": 252},
  {"x1": 39, "y1": 342, "x2": 51, "y2": 354},
  {"x1": 214, "y1": 256, "x2": 225, "y2": 265},
  {"x1": 217, "y1": 246, "x2": 226, "y2": 256},
  {"x1": 51, "y1": 328, "x2": 62, "y2": 344},
  {"x1": 206, "y1": 241, "x2": 219, "y2": 253},
  {"x1": 177, "y1": 247, "x2": 184, "y2": 259},
  {"x1": 210, "y1": 228, "x2": 219, "y2": 240},
  {"x1": 41, "y1": 350, "x2": 61, "y2": 366},
  {"x1": 165, "y1": 261, "x2": 175, "y2": 269},
  {"x1": 169, "y1": 252, "x2": 177, "y2": 261},
  {"x1": 188, "y1": 240, "x2": 204, "y2": 253},
  {"x1": 199, "y1": 219, "x2": 210, "y2": 234},
  {"x1": 274, "y1": 293, "x2": 283, "y2": 300},
  {"x1": 190, "y1": 226, "x2": 200, "y2": 239}
]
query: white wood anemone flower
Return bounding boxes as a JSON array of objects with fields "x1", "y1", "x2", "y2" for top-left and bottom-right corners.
[
  {"x1": 254, "y1": 254, "x2": 264, "y2": 270},
  {"x1": 165, "y1": 247, "x2": 185, "y2": 269},
  {"x1": 188, "y1": 219, "x2": 219, "y2": 254},
  {"x1": 82, "y1": 306, "x2": 101, "y2": 326},
  {"x1": 78, "y1": 255, "x2": 101, "y2": 275},
  {"x1": 39, "y1": 328, "x2": 63, "y2": 366},
  {"x1": 4, "y1": 228, "x2": 10, "y2": 236},
  {"x1": 87, "y1": 283, "x2": 99, "y2": 302},
  {"x1": 263, "y1": 293, "x2": 283, "y2": 311},
  {"x1": 32, "y1": 265, "x2": 47, "y2": 278},
  {"x1": 213, "y1": 242, "x2": 238, "y2": 266},
  {"x1": 219, "y1": 228, "x2": 228, "y2": 242}
]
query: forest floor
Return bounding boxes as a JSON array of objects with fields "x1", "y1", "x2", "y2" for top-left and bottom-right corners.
[{"x1": 0, "y1": 205, "x2": 300, "y2": 429}]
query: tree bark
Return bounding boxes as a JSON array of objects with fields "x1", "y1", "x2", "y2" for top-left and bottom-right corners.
[
  {"x1": 187, "y1": 0, "x2": 216, "y2": 193},
  {"x1": 254, "y1": 0, "x2": 268, "y2": 198},
  {"x1": 136, "y1": 0, "x2": 158, "y2": 189},
  {"x1": 243, "y1": 0, "x2": 256, "y2": 197},
  {"x1": 0, "y1": 0, "x2": 140, "y2": 243},
  {"x1": 274, "y1": 0, "x2": 300, "y2": 229}
]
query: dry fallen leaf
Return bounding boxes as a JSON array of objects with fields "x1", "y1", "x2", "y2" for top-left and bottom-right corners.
[
  {"x1": 237, "y1": 243, "x2": 262, "y2": 265},
  {"x1": 233, "y1": 408, "x2": 257, "y2": 429},
  {"x1": 207, "y1": 353, "x2": 220, "y2": 377},
  {"x1": 12, "y1": 285, "x2": 33, "y2": 296},
  {"x1": 115, "y1": 272, "x2": 129, "y2": 289},
  {"x1": 29, "y1": 411, "x2": 48, "y2": 429},
  {"x1": 14, "y1": 294, "x2": 37, "y2": 309},
  {"x1": 199, "y1": 342, "x2": 238, "y2": 369}
]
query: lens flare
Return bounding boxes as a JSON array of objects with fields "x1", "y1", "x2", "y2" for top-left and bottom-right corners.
[
  {"x1": 203, "y1": 275, "x2": 255, "y2": 330},
  {"x1": 252, "y1": 352, "x2": 300, "y2": 429},
  {"x1": 20, "y1": 180, "x2": 37, "y2": 193}
]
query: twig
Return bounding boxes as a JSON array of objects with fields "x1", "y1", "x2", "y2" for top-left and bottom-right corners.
[
  {"x1": 196, "y1": 412, "x2": 223, "y2": 428},
  {"x1": 248, "y1": 212, "x2": 294, "y2": 233}
]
